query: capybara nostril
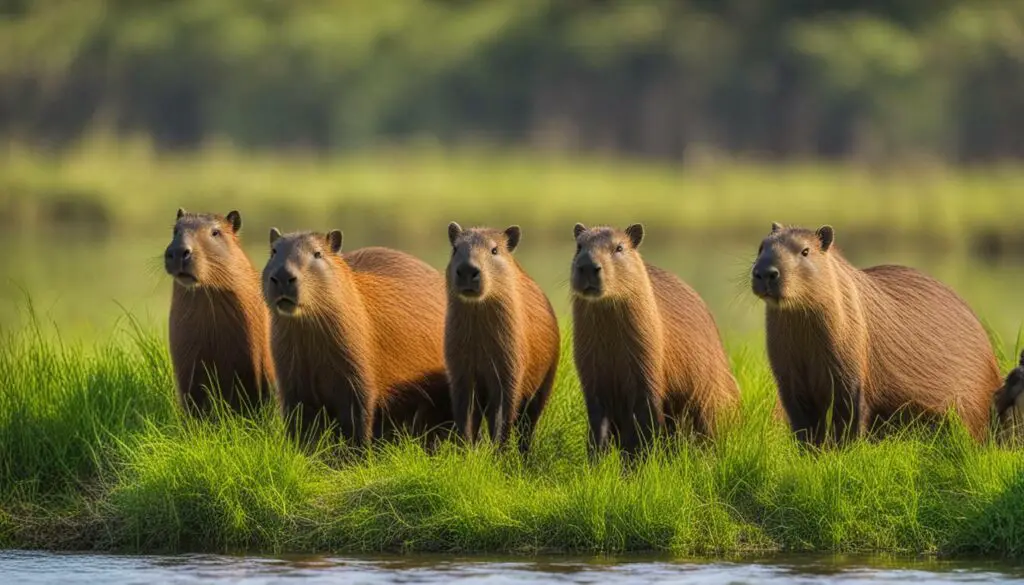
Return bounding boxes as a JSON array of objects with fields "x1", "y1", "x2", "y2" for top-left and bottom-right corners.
[
  {"x1": 181, "y1": 247, "x2": 192, "y2": 261},
  {"x1": 287, "y1": 275, "x2": 297, "y2": 285},
  {"x1": 752, "y1": 262, "x2": 779, "y2": 283},
  {"x1": 269, "y1": 275, "x2": 279, "y2": 285},
  {"x1": 576, "y1": 261, "x2": 600, "y2": 278},
  {"x1": 456, "y1": 264, "x2": 480, "y2": 282}
]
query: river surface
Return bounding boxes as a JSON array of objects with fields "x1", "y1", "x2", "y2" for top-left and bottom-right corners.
[{"x1": 3, "y1": 551, "x2": 1024, "y2": 584}]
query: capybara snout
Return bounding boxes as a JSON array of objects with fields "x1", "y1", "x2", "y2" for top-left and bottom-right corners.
[
  {"x1": 451, "y1": 258, "x2": 482, "y2": 296},
  {"x1": 571, "y1": 252, "x2": 603, "y2": 297},
  {"x1": 163, "y1": 238, "x2": 194, "y2": 284},
  {"x1": 750, "y1": 251, "x2": 781, "y2": 300},
  {"x1": 265, "y1": 265, "x2": 299, "y2": 312}
]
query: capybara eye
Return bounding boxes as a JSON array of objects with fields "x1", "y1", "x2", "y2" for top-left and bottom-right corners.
[
  {"x1": 212, "y1": 229, "x2": 221, "y2": 237},
  {"x1": 270, "y1": 248, "x2": 277, "y2": 257},
  {"x1": 173, "y1": 227, "x2": 179, "y2": 236},
  {"x1": 758, "y1": 243, "x2": 763, "y2": 254},
  {"x1": 801, "y1": 248, "x2": 810, "y2": 257},
  {"x1": 491, "y1": 247, "x2": 499, "y2": 255},
  {"x1": 576, "y1": 244, "x2": 581, "y2": 254},
  {"x1": 314, "y1": 250, "x2": 323, "y2": 259},
  {"x1": 615, "y1": 244, "x2": 624, "y2": 253}
]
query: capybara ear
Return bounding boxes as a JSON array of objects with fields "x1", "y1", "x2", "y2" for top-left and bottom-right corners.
[
  {"x1": 574, "y1": 223, "x2": 587, "y2": 239},
  {"x1": 177, "y1": 208, "x2": 186, "y2": 220},
  {"x1": 625, "y1": 224, "x2": 645, "y2": 249},
  {"x1": 327, "y1": 230, "x2": 344, "y2": 254},
  {"x1": 448, "y1": 222, "x2": 463, "y2": 246},
  {"x1": 225, "y1": 210, "x2": 242, "y2": 234},
  {"x1": 269, "y1": 227, "x2": 282, "y2": 245},
  {"x1": 816, "y1": 225, "x2": 835, "y2": 252},
  {"x1": 504, "y1": 225, "x2": 521, "y2": 253},
  {"x1": 771, "y1": 221, "x2": 784, "y2": 233}
]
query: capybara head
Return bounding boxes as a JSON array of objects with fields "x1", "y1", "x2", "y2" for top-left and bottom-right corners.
[
  {"x1": 570, "y1": 223, "x2": 646, "y2": 301},
  {"x1": 446, "y1": 222, "x2": 521, "y2": 301},
  {"x1": 262, "y1": 228, "x2": 344, "y2": 318},
  {"x1": 751, "y1": 222, "x2": 836, "y2": 309},
  {"x1": 164, "y1": 208, "x2": 244, "y2": 289}
]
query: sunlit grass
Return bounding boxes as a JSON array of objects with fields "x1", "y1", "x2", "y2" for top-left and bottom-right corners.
[{"x1": 1, "y1": 317, "x2": 1023, "y2": 557}]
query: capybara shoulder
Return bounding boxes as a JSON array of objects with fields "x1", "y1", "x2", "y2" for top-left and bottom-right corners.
[
  {"x1": 570, "y1": 223, "x2": 738, "y2": 457},
  {"x1": 444, "y1": 223, "x2": 560, "y2": 453},
  {"x1": 752, "y1": 222, "x2": 1001, "y2": 445},
  {"x1": 164, "y1": 208, "x2": 274, "y2": 415}
]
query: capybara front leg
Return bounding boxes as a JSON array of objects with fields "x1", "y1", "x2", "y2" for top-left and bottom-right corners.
[
  {"x1": 517, "y1": 365, "x2": 556, "y2": 455},
  {"x1": 622, "y1": 396, "x2": 664, "y2": 458},
  {"x1": 829, "y1": 381, "x2": 863, "y2": 446},
  {"x1": 583, "y1": 391, "x2": 609, "y2": 460},
  {"x1": 450, "y1": 372, "x2": 478, "y2": 444},
  {"x1": 483, "y1": 371, "x2": 516, "y2": 449}
]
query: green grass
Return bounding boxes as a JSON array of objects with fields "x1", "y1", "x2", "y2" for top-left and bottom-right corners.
[
  {"x1": 4, "y1": 136, "x2": 1024, "y2": 251},
  {"x1": 2, "y1": 317, "x2": 1024, "y2": 557}
]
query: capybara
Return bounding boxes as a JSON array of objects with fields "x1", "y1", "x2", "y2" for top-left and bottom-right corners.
[
  {"x1": 445, "y1": 222, "x2": 560, "y2": 454},
  {"x1": 994, "y1": 351, "x2": 1024, "y2": 443},
  {"x1": 570, "y1": 223, "x2": 739, "y2": 457},
  {"x1": 262, "y1": 229, "x2": 452, "y2": 447},
  {"x1": 751, "y1": 222, "x2": 1002, "y2": 445},
  {"x1": 164, "y1": 208, "x2": 275, "y2": 415}
]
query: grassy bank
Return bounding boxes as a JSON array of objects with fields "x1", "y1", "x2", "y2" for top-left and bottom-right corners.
[
  {"x1": 2, "y1": 318, "x2": 1024, "y2": 558},
  {"x1": 4, "y1": 138, "x2": 1024, "y2": 254}
]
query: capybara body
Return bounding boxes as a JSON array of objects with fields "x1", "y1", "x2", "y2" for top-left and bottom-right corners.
[
  {"x1": 445, "y1": 223, "x2": 560, "y2": 453},
  {"x1": 994, "y1": 351, "x2": 1024, "y2": 444},
  {"x1": 570, "y1": 223, "x2": 739, "y2": 457},
  {"x1": 751, "y1": 222, "x2": 1002, "y2": 445},
  {"x1": 262, "y1": 229, "x2": 451, "y2": 446},
  {"x1": 164, "y1": 208, "x2": 275, "y2": 415}
]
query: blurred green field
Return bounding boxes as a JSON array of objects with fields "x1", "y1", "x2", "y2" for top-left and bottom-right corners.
[
  {"x1": 1, "y1": 319, "x2": 1023, "y2": 556},
  {"x1": 4, "y1": 138, "x2": 1024, "y2": 245}
]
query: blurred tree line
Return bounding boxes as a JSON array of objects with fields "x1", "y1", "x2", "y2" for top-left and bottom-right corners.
[{"x1": 0, "y1": 0, "x2": 1022, "y2": 162}]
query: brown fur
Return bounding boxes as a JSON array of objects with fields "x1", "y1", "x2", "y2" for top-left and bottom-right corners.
[
  {"x1": 570, "y1": 223, "x2": 739, "y2": 457},
  {"x1": 164, "y1": 208, "x2": 275, "y2": 415},
  {"x1": 751, "y1": 222, "x2": 1002, "y2": 445},
  {"x1": 994, "y1": 351, "x2": 1024, "y2": 444},
  {"x1": 444, "y1": 223, "x2": 560, "y2": 453},
  {"x1": 262, "y1": 229, "x2": 452, "y2": 447}
]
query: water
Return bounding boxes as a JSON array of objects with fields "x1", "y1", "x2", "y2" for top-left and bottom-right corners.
[{"x1": 3, "y1": 551, "x2": 1024, "y2": 584}]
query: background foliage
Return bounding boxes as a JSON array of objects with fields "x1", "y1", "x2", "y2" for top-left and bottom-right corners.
[{"x1": 2, "y1": 0, "x2": 1023, "y2": 162}]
